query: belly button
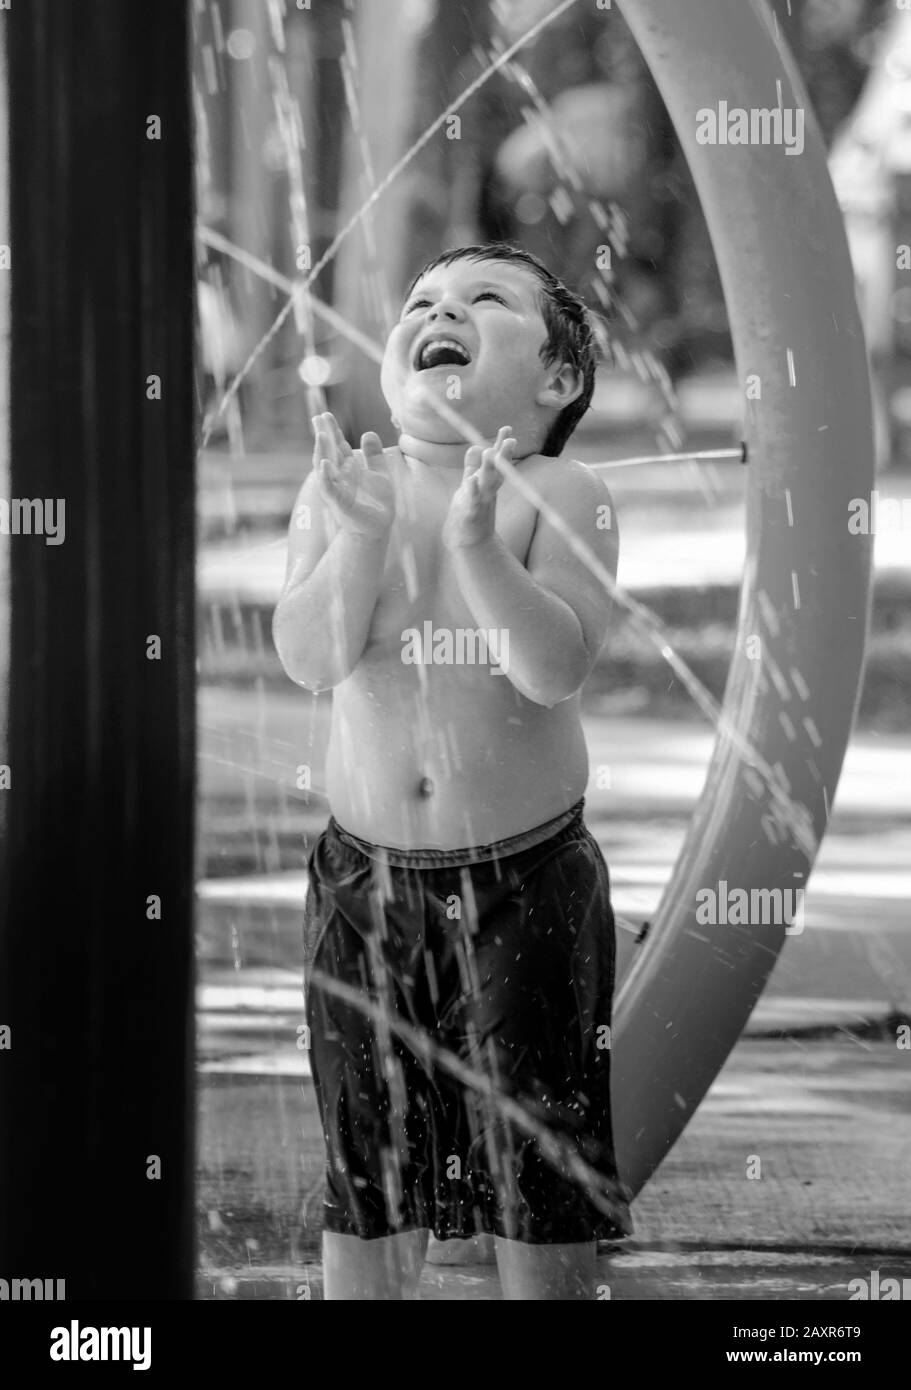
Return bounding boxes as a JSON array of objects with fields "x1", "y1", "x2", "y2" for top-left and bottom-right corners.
[{"x1": 418, "y1": 775, "x2": 434, "y2": 798}]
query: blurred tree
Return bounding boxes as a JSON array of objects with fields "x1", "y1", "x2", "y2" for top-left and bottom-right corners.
[
  {"x1": 478, "y1": 0, "x2": 898, "y2": 383},
  {"x1": 195, "y1": 0, "x2": 900, "y2": 445},
  {"x1": 786, "y1": 0, "x2": 895, "y2": 142},
  {"x1": 480, "y1": 3, "x2": 681, "y2": 371}
]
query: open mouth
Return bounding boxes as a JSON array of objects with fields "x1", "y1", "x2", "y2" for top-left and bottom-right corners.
[{"x1": 414, "y1": 338, "x2": 472, "y2": 371}]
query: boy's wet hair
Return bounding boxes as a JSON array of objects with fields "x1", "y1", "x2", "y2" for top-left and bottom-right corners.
[{"x1": 406, "y1": 242, "x2": 604, "y2": 457}]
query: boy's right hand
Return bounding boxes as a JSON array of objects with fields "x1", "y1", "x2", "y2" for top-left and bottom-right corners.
[{"x1": 313, "y1": 412, "x2": 394, "y2": 539}]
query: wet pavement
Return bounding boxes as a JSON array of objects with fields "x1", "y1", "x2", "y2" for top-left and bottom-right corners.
[{"x1": 196, "y1": 1036, "x2": 911, "y2": 1300}]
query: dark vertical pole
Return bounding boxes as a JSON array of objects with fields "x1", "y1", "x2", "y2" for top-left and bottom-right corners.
[{"x1": 0, "y1": 1, "x2": 196, "y2": 1298}]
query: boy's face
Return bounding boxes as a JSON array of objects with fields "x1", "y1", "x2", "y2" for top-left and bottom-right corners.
[{"x1": 381, "y1": 258, "x2": 560, "y2": 445}]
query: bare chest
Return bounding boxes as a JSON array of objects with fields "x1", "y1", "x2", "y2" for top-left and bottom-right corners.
[{"x1": 365, "y1": 470, "x2": 539, "y2": 650}]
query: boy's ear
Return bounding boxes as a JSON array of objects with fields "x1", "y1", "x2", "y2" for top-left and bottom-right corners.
[{"x1": 536, "y1": 362, "x2": 583, "y2": 411}]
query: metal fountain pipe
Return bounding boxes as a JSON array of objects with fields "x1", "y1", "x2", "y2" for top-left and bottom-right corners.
[
  {"x1": 0, "y1": 3, "x2": 196, "y2": 1295},
  {"x1": 611, "y1": 0, "x2": 874, "y2": 1193}
]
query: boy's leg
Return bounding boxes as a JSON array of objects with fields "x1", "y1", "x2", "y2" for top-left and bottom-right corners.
[
  {"x1": 305, "y1": 825, "x2": 440, "y2": 1298},
  {"x1": 323, "y1": 1229, "x2": 430, "y2": 1301},
  {"x1": 494, "y1": 1238, "x2": 596, "y2": 1301},
  {"x1": 448, "y1": 820, "x2": 630, "y2": 1297}
]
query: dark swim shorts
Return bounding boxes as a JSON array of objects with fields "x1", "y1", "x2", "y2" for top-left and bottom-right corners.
[{"x1": 302, "y1": 798, "x2": 632, "y2": 1245}]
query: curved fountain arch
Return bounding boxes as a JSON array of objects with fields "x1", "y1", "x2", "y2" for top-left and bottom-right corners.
[{"x1": 611, "y1": 0, "x2": 874, "y2": 1195}]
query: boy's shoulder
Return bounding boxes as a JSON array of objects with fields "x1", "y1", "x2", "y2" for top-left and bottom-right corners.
[
  {"x1": 520, "y1": 452, "x2": 618, "y2": 550},
  {"x1": 522, "y1": 450, "x2": 614, "y2": 504},
  {"x1": 522, "y1": 449, "x2": 606, "y2": 477}
]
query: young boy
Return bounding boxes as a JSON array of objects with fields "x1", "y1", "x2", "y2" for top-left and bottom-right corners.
[{"x1": 273, "y1": 242, "x2": 630, "y2": 1300}]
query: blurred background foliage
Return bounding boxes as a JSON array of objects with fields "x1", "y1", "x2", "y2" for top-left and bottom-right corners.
[{"x1": 193, "y1": 0, "x2": 901, "y2": 450}]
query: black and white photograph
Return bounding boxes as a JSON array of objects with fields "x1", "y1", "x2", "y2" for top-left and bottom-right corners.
[{"x1": 0, "y1": 0, "x2": 909, "y2": 1351}]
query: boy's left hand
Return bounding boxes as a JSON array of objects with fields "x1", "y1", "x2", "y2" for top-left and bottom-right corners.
[{"x1": 442, "y1": 427, "x2": 517, "y2": 552}]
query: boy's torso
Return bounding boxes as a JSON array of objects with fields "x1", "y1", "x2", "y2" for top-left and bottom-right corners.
[{"x1": 325, "y1": 447, "x2": 589, "y2": 850}]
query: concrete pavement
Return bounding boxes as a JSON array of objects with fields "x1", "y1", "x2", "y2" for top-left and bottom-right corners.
[{"x1": 197, "y1": 1033, "x2": 911, "y2": 1300}]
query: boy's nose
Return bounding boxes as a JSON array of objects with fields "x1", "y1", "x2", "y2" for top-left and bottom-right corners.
[{"x1": 427, "y1": 298, "x2": 466, "y2": 323}]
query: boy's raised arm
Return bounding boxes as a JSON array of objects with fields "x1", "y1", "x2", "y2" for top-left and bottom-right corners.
[
  {"x1": 446, "y1": 444, "x2": 618, "y2": 708},
  {"x1": 272, "y1": 414, "x2": 394, "y2": 691}
]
